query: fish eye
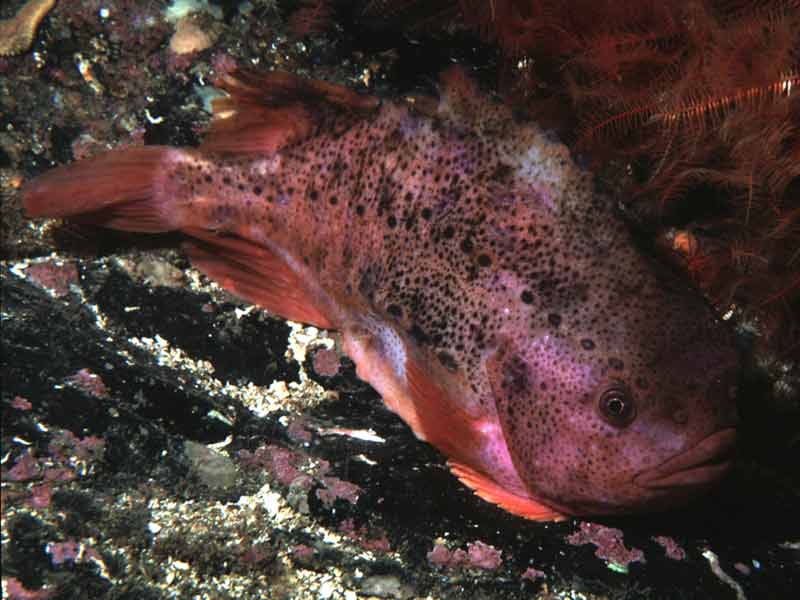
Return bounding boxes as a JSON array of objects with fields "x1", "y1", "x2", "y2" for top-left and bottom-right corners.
[{"x1": 598, "y1": 385, "x2": 636, "y2": 427}]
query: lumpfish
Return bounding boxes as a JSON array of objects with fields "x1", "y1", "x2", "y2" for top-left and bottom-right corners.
[{"x1": 24, "y1": 67, "x2": 739, "y2": 520}]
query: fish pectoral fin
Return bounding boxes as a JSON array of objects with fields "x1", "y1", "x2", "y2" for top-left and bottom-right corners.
[
  {"x1": 448, "y1": 460, "x2": 566, "y2": 522},
  {"x1": 182, "y1": 228, "x2": 333, "y2": 329},
  {"x1": 343, "y1": 326, "x2": 429, "y2": 441},
  {"x1": 202, "y1": 69, "x2": 380, "y2": 155},
  {"x1": 342, "y1": 328, "x2": 484, "y2": 463}
]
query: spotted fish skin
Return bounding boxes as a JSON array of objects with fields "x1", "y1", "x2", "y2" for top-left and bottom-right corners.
[{"x1": 24, "y1": 68, "x2": 739, "y2": 520}]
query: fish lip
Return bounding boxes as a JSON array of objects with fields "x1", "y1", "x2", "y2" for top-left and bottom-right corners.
[{"x1": 633, "y1": 428, "x2": 737, "y2": 489}]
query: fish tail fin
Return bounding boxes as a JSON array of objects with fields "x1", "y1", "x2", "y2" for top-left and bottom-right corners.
[{"x1": 24, "y1": 146, "x2": 183, "y2": 233}]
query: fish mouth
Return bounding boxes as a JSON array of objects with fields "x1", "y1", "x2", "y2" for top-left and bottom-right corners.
[{"x1": 634, "y1": 428, "x2": 737, "y2": 489}]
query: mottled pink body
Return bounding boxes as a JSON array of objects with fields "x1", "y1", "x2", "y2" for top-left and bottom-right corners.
[{"x1": 24, "y1": 68, "x2": 739, "y2": 519}]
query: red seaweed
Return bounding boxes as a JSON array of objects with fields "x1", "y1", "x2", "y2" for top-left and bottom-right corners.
[
  {"x1": 567, "y1": 522, "x2": 645, "y2": 569},
  {"x1": 65, "y1": 369, "x2": 109, "y2": 399},
  {"x1": 427, "y1": 540, "x2": 503, "y2": 571},
  {"x1": 653, "y1": 535, "x2": 687, "y2": 561},
  {"x1": 26, "y1": 259, "x2": 78, "y2": 297}
]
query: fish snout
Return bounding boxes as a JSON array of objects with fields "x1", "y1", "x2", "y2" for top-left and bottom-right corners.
[
  {"x1": 633, "y1": 427, "x2": 737, "y2": 490},
  {"x1": 632, "y1": 363, "x2": 740, "y2": 495},
  {"x1": 705, "y1": 366, "x2": 740, "y2": 428}
]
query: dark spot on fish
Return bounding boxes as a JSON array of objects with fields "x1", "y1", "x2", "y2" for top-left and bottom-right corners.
[
  {"x1": 253, "y1": 186, "x2": 262, "y2": 195},
  {"x1": 491, "y1": 163, "x2": 512, "y2": 182},
  {"x1": 477, "y1": 254, "x2": 491, "y2": 267},
  {"x1": 421, "y1": 207, "x2": 432, "y2": 220},
  {"x1": 309, "y1": 189, "x2": 318, "y2": 201},
  {"x1": 548, "y1": 313, "x2": 562, "y2": 327},
  {"x1": 410, "y1": 324, "x2": 430, "y2": 345},
  {"x1": 223, "y1": 176, "x2": 232, "y2": 185},
  {"x1": 385, "y1": 128, "x2": 404, "y2": 151},
  {"x1": 387, "y1": 304, "x2": 402, "y2": 318},
  {"x1": 356, "y1": 205, "x2": 365, "y2": 216},
  {"x1": 520, "y1": 290, "x2": 534, "y2": 304},
  {"x1": 358, "y1": 266, "x2": 377, "y2": 298},
  {"x1": 581, "y1": 338, "x2": 596, "y2": 350},
  {"x1": 461, "y1": 238, "x2": 474, "y2": 253},
  {"x1": 609, "y1": 358, "x2": 625, "y2": 371},
  {"x1": 330, "y1": 195, "x2": 338, "y2": 205},
  {"x1": 501, "y1": 354, "x2": 530, "y2": 394},
  {"x1": 443, "y1": 226, "x2": 455, "y2": 239},
  {"x1": 378, "y1": 189, "x2": 393, "y2": 215},
  {"x1": 437, "y1": 351, "x2": 459, "y2": 372},
  {"x1": 387, "y1": 215, "x2": 397, "y2": 228},
  {"x1": 204, "y1": 174, "x2": 212, "y2": 183}
]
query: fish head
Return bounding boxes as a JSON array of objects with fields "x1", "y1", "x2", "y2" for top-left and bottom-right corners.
[{"x1": 487, "y1": 264, "x2": 740, "y2": 517}]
